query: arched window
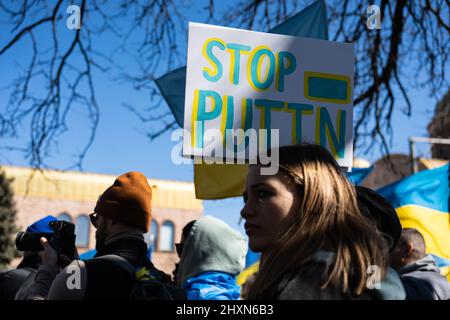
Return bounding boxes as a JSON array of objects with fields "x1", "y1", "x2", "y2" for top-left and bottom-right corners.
[
  {"x1": 159, "y1": 221, "x2": 174, "y2": 252},
  {"x1": 58, "y1": 212, "x2": 72, "y2": 223},
  {"x1": 144, "y1": 220, "x2": 159, "y2": 253},
  {"x1": 75, "y1": 215, "x2": 90, "y2": 248}
]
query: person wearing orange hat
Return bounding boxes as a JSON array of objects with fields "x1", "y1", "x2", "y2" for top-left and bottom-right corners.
[
  {"x1": 28, "y1": 172, "x2": 170, "y2": 300},
  {"x1": 92, "y1": 171, "x2": 152, "y2": 253}
]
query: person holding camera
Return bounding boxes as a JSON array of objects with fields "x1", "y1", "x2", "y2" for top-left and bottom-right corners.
[
  {"x1": 0, "y1": 215, "x2": 61, "y2": 300},
  {"x1": 28, "y1": 171, "x2": 168, "y2": 300}
]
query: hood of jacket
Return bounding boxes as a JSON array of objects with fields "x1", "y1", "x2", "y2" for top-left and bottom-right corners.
[
  {"x1": 400, "y1": 255, "x2": 441, "y2": 274},
  {"x1": 177, "y1": 215, "x2": 247, "y2": 285},
  {"x1": 399, "y1": 255, "x2": 450, "y2": 300}
]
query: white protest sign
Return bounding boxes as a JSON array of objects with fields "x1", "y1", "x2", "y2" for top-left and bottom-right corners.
[{"x1": 183, "y1": 22, "x2": 354, "y2": 167}]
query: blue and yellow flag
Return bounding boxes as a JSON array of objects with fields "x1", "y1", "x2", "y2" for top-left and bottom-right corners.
[
  {"x1": 155, "y1": 66, "x2": 186, "y2": 127},
  {"x1": 157, "y1": 0, "x2": 329, "y2": 199},
  {"x1": 237, "y1": 248, "x2": 261, "y2": 285},
  {"x1": 347, "y1": 166, "x2": 373, "y2": 185},
  {"x1": 378, "y1": 164, "x2": 450, "y2": 279},
  {"x1": 155, "y1": 0, "x2": 328, "y2": 128}
]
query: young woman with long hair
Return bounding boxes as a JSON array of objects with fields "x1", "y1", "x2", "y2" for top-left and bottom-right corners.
[{"x1": 241, "y1": 144, "x2": 390, "y2": 299}]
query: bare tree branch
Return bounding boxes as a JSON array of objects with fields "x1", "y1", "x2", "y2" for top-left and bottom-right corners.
[{"x1": 0, "y1": 0, "x2": 449, "y2": 170}]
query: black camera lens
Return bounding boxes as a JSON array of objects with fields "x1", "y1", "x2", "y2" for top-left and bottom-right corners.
[{"x1": 15, "y1": 231, "x2": 53, "y2": 252}]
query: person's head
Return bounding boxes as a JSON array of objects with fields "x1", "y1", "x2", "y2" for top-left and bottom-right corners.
[
  {"x1": 17, "y1": 215, "x2": 58, "y2": 269},
  {"x1": 176, "y1": 216, "x2": 247, "y2": 286},
  {"x1": 91, "y1": 171, "x2": 152, "y2": 250},
  {"x1": 390, "y1": 228, "x2": 426, "y2": 271},
  {"x1": 241, "y1": 143, "x2": 388, "y2": 298},
  {"x1": 176, "y1": 220, "x2": 197, "y2": 258},
  {"x1": 355, "y1": 186, "x2": 402, "y2": 252},
  {"x1": 172, "y1": 220, "x2": 197, "y2": 284}
]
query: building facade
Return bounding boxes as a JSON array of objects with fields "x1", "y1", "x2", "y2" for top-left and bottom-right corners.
[
  {"x1": 3, "y1": 166, "x2": 203, "y2": 274},
  {"x1": 361, "y1": 154, "x2": 448, "y2": 190}
]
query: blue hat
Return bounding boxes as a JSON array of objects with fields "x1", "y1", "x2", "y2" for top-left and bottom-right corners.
[{"x1": 26, "y1": 215, "x2": 58, "y2": 233}]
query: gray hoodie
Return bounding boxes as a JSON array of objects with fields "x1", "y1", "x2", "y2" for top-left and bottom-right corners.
[
  {"x1": 176, "y1": 215, "x2": 247, "y2": 285},
  {"x1": 399, "y1": 255, "x2": 450, "y2": 300}
]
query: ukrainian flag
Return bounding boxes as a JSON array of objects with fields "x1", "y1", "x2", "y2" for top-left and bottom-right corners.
[
  {"x1": 237, "y1": 249, "x2": 260, "y2": 286},
  {"x1": 156, "y1": 0, "x2": 329, "y2": 199},
  {"x1": 378, "y1": 164, "x2": 450, "y2": 280},
  {"x1": 347, "y1": 166, "x2": 373, "y2": 185}
]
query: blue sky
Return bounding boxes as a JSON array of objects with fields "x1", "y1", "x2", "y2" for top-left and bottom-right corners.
[{"x1": 0, "y1": 1, "x2": 441, "y2": 236}]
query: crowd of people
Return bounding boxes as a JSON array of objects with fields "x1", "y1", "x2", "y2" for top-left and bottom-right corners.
[{"x1": 1, "y1": 143, "x2": 449, "y2": 300}]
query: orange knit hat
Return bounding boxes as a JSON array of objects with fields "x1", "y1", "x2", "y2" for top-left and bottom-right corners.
[{"x1": 94, "y1": 172, "x2": 152, "y2": 232}]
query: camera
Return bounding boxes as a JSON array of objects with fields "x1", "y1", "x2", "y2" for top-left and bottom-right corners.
[{"x1": 16, "y1": 220, "x2": 76, "y2": 258}]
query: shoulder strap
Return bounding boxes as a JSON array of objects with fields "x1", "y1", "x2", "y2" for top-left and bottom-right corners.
[
  {"x1": 92, "y1": 254, "x2": 136, "y2": 281},
  {"x1": 92, "y1": 254, "x2": 172, "y2": 284}
]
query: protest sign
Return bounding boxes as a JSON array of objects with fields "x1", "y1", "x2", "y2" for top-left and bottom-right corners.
[{"x1": 183, "y1": 22, "x2": 354, "y2": 167}]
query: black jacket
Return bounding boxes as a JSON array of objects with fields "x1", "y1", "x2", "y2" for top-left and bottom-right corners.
[
  {"x1": 265, "y1": 261, "x2": 373, "y2": 300},
  {"x1": 261, "y1": 251, "x2": 405, "y2": 300},
  {"x1": 0, "y1": 254, "x2": 41, "y2": 300},
  {"x1": 83, "y1": 232, "x2": 167, "y2": 300}
]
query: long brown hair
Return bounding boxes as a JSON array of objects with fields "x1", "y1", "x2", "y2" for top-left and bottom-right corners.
[{"x1": 247, "y1": 144, "x2": 388, "y2": 299}]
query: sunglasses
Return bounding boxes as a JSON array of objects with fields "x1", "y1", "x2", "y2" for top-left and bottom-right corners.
[{"x1": 89, "y1": 213, "x2": 98, "y2": 228}]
